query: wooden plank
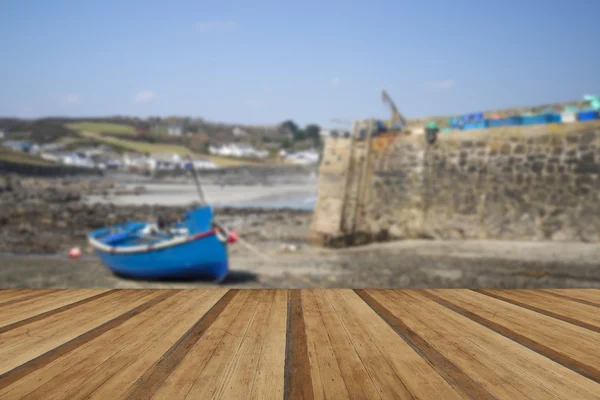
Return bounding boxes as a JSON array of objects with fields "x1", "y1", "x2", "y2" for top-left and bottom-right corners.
[
  {"x1": 249, "y1": 290, "x2": 288, "y2": 400},
  {"x1": 311, "y1": 289, "x2": 382, "y2": 400},
  {"x1": 0, "y1": 290, "x2": 174, "y2": 392},
  {"x1": 0, "y1": 289, "x2": 599, "y2": 399},
  {"x1": 331, "y1": 289, "x2": 466, "y2": 399},
  {"x1": 0, "y1": 289, "x2": 109, "y2": 328},
  {"x1": 0, "y1": 290, "x2": 22, "y2": 301},
  {"x1": 120, "y1": 289, "x2": 235, "y2": 400},
  {"x1": 0, "y1": 290, "x2": 187, "y2": 399},
  {"x1": 541, "y1": 289, "x2": 600, "y2": 307},
  {"x1": 355, "y1": 290, "x2": 489, "y2": 400},
  {"x1": 0, "y1": 290, "x2": 142, "y2": 355},
  {"x1": 302, "y1": 289, "x2": 352, "y2": 399},
  {"x1": 424, "y1": 289, "x2": 600, "y2": 383},
  {"x1": 477, "y1": 289, "x2": 600, "y2": 332},
  {"x1": 216, "y1": 290, "x2": 280, "y2": 400},
  {"x1": 0, "y1": 290, "x2": 55, "y2": 306},
  {"x1": 284, "y1": 290, "x2": 314, "y2": 400},
  {"x1": 0, "y1": 290, "x2": 116, "y2": 334},
  {"x1": 150, "y1": 290, "x2": 253, "y2": 399},
  {"x1": 366, "y1": 290, "x2": 600, "y2": 399},
  {"x1": 178, "y1": 290, "x2": 262, "y2": 400},
  {"x1": 43, "y1": 289, "x2": 230, "y2": 400},
  {"x1": 0, "y1": 290, "x2": 164, "y2": 375}
]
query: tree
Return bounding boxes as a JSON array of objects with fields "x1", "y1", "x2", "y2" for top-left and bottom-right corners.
[
  {"x1": 281, "y1": 138, "x2": 292, "y2": 149},
  {"x1": 305, "y1": 124, "x2": 322, "y2": 148},
  {"x1": 293, "y1": 129, "x2": 307, "y2": 142},
  {"x1": 280, "y1": 120, "x2": 299, "y2": 135}
]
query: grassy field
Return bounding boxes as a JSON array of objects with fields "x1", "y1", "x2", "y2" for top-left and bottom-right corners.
[
  {"x1": 0, "y1": 148, "x2": 57, "y2": 166},
  {"x1": 66, "y1": 122, "x2": 136, "y2": 135},
  {"x1": 77, "y1": 131, "x2": 260, "y2": 167}
]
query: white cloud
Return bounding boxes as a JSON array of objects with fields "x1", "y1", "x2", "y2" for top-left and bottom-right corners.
[
  {"x1": 63, "y1": 93, "x2": 81, "y2": 105},
  {"x1": 329, "y1": 77, "x2": 341, "y2": 87},
  {"x1": 425, "y1": 79, "x2": 456, "y2": 90},
  {"x1": 195, "y1": 20, "x2": 238, "y2": 34},
  {"x1": 134, "y1": 90, "x2": 157, "y2": 103}
]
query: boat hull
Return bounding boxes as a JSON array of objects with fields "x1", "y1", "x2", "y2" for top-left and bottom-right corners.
[{"x1": 94, "y1": 234, "x2": 229, "y2": 281}]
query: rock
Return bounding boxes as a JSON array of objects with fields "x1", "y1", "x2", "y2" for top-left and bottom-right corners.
[
  {"x1": 18, "y1": 223, "x2": 34, "y2": 234},
  {"x1": 56, "y1": 221, "x2": 68, "y2": 229},
  {"x1": 388, "y1": 224, "x2": 405, "y2": 239}
]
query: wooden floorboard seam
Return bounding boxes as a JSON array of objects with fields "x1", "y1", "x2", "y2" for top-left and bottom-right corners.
[
  {"x1": 284, "y1": 290, "x2": 314, "y2": 400},
  {"x1": 354, "y1": 290, "x2": 495, "y2": 400},
  {"x1": 123, "y1": 289, "x2": 238, "y2": 400},
  {"x1": 474, "y1": 290, "x2": 600, "y2": 334},
  {"x1": 1, "y1": 289, "x2": 599, "y2": 399},
  {"x1": 322, "y1": 290, "x2": 394, "y2": 399},
  {"x1": 0, "y1": 290, "x2": 178, "y2": 391},
  {"x1": 421, "y1": 290, "x2": 600, "y2": 384},
  {"x1": 538, "y1": 290, "x2": 600, "y2": 308},
  {"x1": 0, "y1": 291, "x2": 55, "y2": 308},
  {"x1": 0, "y1": 290, "x2": 118, "y2": 335}
]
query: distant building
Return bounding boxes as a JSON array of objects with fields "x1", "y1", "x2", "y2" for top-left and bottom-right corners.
[
  {"x1": 2, "y1": 140, "x2": 38, "y2": 153},
  {"x1": 285, "y1": 149, "x2": 320, "y2": 165},
  {"x1": 232, "y1": 127, "x2": 248, "y2": 137},
  {"x1": 136, "y1": 123, "x2": 151, "y2": 136},
  {"x1": 0, "y1": 130, "x2": 4, "y2": 139},
  {"x1": 191, "y1": 133, "x2": 208, "y2": 143},
  {"x1": 167, "y1": 124, "x2": 184, "y2": 136},
  {"x1": 209, "y1": 143, "x2": 269, "y2": 159}
]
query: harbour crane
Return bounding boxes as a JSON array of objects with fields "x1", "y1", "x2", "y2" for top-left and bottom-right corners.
[{"x1": 381, "y1": 90, "x2": 407, "y2": 131}]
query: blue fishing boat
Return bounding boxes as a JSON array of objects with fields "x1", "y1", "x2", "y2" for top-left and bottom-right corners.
[{"x1": 88, "y1": 205, "x2": 237, "y2": 282}]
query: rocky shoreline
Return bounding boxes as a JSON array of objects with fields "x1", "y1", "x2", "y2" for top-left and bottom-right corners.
[{"x1": 0, "y1": 175, "x2": 312, "y2": 254}]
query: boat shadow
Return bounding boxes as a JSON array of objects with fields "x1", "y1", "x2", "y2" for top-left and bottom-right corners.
[{"x1": 112, "y1": 269, "x2": 259, "y2": 285}]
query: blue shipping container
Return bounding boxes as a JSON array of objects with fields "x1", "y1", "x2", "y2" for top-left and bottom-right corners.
[
  {"x1": 462, "y1": 120, "x2": 488, "y2": 130},
  {"x1": 521, "y1": 115, "x2": 550, "y2": 126},
  {"x1": 578, "y1": 110, "x2": 599, "y2": 121},
  {"x1": 488, "y1": 116, "x2": 522, "y2": 127},
  {"x1": 547, "y1": 113, "x2": 561, "y2": 123}
]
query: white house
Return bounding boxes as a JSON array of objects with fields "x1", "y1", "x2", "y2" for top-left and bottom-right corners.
[
  {"x1": 0, "y1": 130, "x2": 4, "y2": 139},
  {"x1": 167, "y1": 124, "x2": 184, "y2": 136},
  {"x1": 232, "y1": 127, "x2": 248, "y2": 137},
  {"x1": 191, "y1": 160, "x2": 218, "y2": 170},
  {"x1": 148, "y1": 152, "x2": 183, "y2": 171},
  {"x1": 285, "y1": 149, "x2": 320, "y2": 165},
  {"x1": 60, "y1": 152, "x2": 96, "y2": 168},
  {"x1": 209, "y1": 143, "x2": 267, "y2": 158}
]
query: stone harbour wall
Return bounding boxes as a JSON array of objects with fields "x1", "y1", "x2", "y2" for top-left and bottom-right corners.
[{"x1": 311, "y1": 120, "x2": 600, "y2": 245}]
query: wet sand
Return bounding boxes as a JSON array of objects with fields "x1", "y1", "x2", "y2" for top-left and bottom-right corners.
[{"x1": 86, "y1": 182, "x2": 318, "y2": 208}]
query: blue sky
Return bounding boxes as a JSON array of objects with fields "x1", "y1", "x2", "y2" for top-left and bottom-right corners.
[{"x1": 1, "y1": 0, "x2": 599, "y2": 128}]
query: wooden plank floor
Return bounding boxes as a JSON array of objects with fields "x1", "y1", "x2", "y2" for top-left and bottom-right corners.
[{"x1": 0, "y1": 289, "x2": 599, "y2": 399}]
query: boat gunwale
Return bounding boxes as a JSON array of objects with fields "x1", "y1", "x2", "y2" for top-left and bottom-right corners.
[{"x1": 88, "y1": 227, "x2": 225, "y2": 255}]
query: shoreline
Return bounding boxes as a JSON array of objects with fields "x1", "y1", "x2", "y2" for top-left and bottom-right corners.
[{"x1": 85, "y1": 182, "x2": 318, "y2": 209}]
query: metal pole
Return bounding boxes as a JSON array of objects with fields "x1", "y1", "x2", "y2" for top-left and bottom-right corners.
[{"x1": 186, "y1": 156, "x2": 206, "y2": 205}]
